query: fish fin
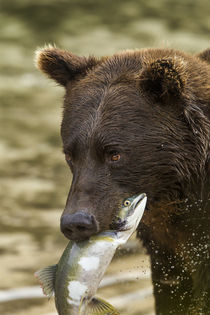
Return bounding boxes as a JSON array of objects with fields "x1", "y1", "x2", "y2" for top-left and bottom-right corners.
[
  {"x1": 34, "y1": 264, "x2": 57, "y2": 298},
  {"x1": 84, "y1": 296, "x2": 120, "y2": 315}
]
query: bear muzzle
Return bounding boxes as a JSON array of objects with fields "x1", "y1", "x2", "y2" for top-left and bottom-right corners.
[{"x1": 60, "y1": 211, "x2": 99, "y2": 241}]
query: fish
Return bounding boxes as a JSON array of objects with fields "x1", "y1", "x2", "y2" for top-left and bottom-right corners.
[{"x1": 34, "y1": 193, "x2": 147, "y2": 315}]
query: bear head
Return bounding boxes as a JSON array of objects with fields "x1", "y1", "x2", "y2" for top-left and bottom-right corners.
[{"x1": 36, "y1": 46, "x2": 209, "y2": 242}]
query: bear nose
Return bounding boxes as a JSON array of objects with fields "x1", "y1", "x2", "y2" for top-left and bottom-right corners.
[{"x1": 60, "y1": 211, "x2": 99, "y2": 241}]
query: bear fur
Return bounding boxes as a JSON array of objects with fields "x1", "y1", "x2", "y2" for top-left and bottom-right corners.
[{"x1": 36, "y1": 46, "x2": 210, "y2": 314}]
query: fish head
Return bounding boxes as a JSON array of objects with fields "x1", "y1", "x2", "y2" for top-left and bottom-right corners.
[{"x1": 112, "y1": 193, "x2": 147, "y2": 231}]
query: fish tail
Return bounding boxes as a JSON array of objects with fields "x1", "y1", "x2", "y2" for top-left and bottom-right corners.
[{"x1": 81, "y1": 296, "x2": 119, "y2": 315}]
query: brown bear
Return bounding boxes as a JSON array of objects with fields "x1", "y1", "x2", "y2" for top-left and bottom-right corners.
[{"x1": 36, "y1": 46, "x2": 210, "y2": 314}]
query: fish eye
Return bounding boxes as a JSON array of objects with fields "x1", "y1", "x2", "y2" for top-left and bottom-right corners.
[{"x1": 123, "y1": 199, "x2": 131, "y2": 207}]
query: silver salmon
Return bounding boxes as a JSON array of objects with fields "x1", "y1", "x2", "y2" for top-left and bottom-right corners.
[{"x1": 35, "y1": 193, "x2": 147, "y2": 315}]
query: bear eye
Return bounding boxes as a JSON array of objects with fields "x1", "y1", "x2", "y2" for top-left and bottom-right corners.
[
  {"x1": 110, "y1": 153, "x2": 121, "y2": 162},
  {"x1": 105, "y1": 149, "x2": 121, "y2": 164},
  {"x1": 65, "y1": 154, "x2": 72, "y2": 163},
  {"x1": 124, "y1": 200, "x2": 131, "y2": 207}
]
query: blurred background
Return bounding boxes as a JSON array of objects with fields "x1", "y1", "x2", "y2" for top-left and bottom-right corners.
[{"x1": 0, "y1": 0, "x2": 209, "y2": 314}]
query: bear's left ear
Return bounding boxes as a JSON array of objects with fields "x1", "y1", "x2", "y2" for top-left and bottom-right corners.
[
  {"x1": 139, "y1": 57, "x2": 187, "y2": 102},
  {"x1": 35, "y1": 45, "x2": 98, "y2": 86}
]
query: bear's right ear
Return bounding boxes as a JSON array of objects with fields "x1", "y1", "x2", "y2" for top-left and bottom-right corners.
[
  {"x1": 196, "y1": 48, "x2": 210, "y2": 64},
  {"x1": 35, "y1": 46, "x2": 98, "y2": 86}
]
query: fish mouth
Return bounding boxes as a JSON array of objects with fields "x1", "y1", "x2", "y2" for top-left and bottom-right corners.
[{"x1": 130, "y1": 193, "x2": 147, "y2": 213}]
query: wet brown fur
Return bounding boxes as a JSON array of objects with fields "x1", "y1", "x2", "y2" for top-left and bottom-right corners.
[{"x1": 36, "y1": 46, "x2": 210, "y2": 314}]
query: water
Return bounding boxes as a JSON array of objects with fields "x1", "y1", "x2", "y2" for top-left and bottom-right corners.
[{"x1": 0, "y1": 0, "x2": 209, "y2": 314}]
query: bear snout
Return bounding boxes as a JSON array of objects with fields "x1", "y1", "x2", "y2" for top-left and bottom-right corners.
[{"x1": 60, "y1": 211, "x2": 99, "y2": 241}]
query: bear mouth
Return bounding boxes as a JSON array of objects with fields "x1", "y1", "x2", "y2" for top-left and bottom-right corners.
[{"x1": 109, "y1": 219, "x2": 127, "y2": 231}]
